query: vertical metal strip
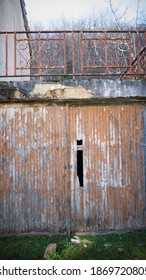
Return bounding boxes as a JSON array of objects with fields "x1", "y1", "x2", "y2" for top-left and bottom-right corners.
[
  {"x1": 72, "y1": 31, "x2": 75, "y2": 79},
  {"x1": 5, "y1": 33, "x2": 8, "y2": 76},
  {"x1": 14, "y1": 32, "x2": 16, "y2": 76},
  {"x1": 38, "y1": 32, "x2": 42, "y2": 76},
  {"x1": 104, "y1": 31, "x2": 108, "y2": 75},
  {"x1": 128, "y1": 31, "x2": 132, "y2": 74},
  {"x1": 80, "y1": 32, "x2": 83, "y2": 75},
  {"x1": 64, "y1": 32, "x2": 66, "y2": 75},
  {"x1": 65, "y1": 103, "x2": 71, "y2": 233},
  {"x1": 136, "y1": 31, "x2": 140, "y2": 75}
]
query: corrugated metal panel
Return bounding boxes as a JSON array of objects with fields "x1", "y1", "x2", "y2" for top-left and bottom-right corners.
[
  {"x1": 70, "y1": 105, "x2": 145, "y2": 232},
  {"x1": 0, "y1": 105, "x2": 70, "y2": 233},
  {"x1": 0, "y1": 104, "x2": 145, "y2": 233}
]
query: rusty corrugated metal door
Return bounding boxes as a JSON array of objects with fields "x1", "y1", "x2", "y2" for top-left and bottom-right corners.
[
  {"x1": 0, "y1": 105, "x2": 70, "y2": 233},
  {"x1": 0, "y1": 103, "x2": 145, "y2": 234},
  {"x1": 69, "y1": 104, "x2": 145, "y2": 232}
]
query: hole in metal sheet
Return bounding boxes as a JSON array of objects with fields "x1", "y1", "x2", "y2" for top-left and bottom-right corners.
[{"x1": 77, "y1": 139, "x2": 83, "y2": 187}]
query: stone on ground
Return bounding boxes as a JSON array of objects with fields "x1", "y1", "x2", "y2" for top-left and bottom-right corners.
[{"x1": 44, "y1": 243, "x2": 57, "y2": 259}]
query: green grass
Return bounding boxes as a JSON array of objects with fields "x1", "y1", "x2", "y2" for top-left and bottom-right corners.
[{"x1": 0, "y1": 230, "x2": 146, "y2": 260}]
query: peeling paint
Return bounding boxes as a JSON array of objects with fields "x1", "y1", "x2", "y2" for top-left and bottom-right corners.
[
  {"x1": 1, "y1": 79, "x2": 146, "y2": 101},
  {"x1": 0, "y1": 104, "x2": 145, "y2": 234},
  {"x1": 44, "y1": 86, "x2": 95, "y2": 99}
]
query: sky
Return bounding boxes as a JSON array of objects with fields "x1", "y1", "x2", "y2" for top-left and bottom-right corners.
[{"x1": 25, "y1": 0, "x2": 145, "y2": 27}]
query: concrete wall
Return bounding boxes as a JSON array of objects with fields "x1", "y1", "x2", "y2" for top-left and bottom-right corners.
[
  {"x1": 0, "y1": 0, "x2": 30, "y2": 81},
  {"x1": 0, "y1": 79, "x2": 145, "y2": 99},
  {"x1": 0, "y1": 0, "x2": 25, "y2": 32}
]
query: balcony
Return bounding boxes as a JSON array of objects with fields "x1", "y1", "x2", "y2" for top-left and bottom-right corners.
[{"x1": 0, "y1": 30, "x2": 145, "y2": 80}]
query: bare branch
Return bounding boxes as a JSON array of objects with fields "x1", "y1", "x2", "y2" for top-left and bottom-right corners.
[
  {"x1": 114, "y1": 0, "x2": 124, "y2": 13},
  {"x1": 136, "y1": 0, "x2": 141, "y2": 28},
  {"x1": 108, "y1": 0, "x2": 122, "y2": 30},
  {"x1": 108, "y1": 0, "x2": 132, "y2": 30}
]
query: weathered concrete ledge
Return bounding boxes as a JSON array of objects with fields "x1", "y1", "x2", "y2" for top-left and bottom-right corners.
[{"x1": 0, "y1": 79, "x2": 146, "y2": 100}]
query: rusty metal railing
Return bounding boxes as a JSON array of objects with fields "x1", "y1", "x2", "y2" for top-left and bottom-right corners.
[{"x1": 0, "y1": 30, "x2": 145, "y2": 79}]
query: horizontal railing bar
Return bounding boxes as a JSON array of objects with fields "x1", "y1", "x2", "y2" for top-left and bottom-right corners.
[
  {"x1": 16, "y1": 38, "x2": 64, "y2": 41},
  {"x1": 16, "y1": 66, "x2": 64, "y2": 69},
  {"x1": 15, "y1": 66, "x2": 133, "y2": 70},
  {"x1": 0, "y1": 30, "x2": 145, "y2": 34},
  {"x1": 82, "y1": 37, "x2": 129, "y2": 40},
  {"x1": 83, "y1": 66, "x2": 131, "y2": 69}
]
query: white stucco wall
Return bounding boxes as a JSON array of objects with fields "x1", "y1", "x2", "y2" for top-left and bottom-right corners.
[{"x1": 0, "y1": 0, "x2": 30, "y2": 81}]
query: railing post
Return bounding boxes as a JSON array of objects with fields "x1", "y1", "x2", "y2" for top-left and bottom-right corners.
[
  {"x1": 128, "y1": 31, "x2": 132, "y2": 75},
  {"x1": 104, "y1": 31, "x2": 108, "y2": 75},
  {"x1": 38, "y1": 32, "x2": 42, "y2": 77},
  {"x1": 64, "y1": 32, "x2": 66, "y2": 75},
  {"x1": 72, "y1": 31, "x2": 75, "y2": 80},
  {"x1": 5, "y1": 33, "x2": 8, "y2": 76},
  {"x1": 136, "y1": 31, "x2": 140, "y2": 75},
  {"x1": 14, "y1": 32, "x2": 16, "y2": 76},
  {"x1": 80, "y1": 31, "x2": 83, "y2": 75}
]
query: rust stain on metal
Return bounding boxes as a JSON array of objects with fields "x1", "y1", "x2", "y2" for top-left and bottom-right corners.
[
  {"x1": 0, "y1": 103, "x2": 145, "y2": 233},
  {"x1": 69, "y1": 104, "x2": 145, "y2": 232}
]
